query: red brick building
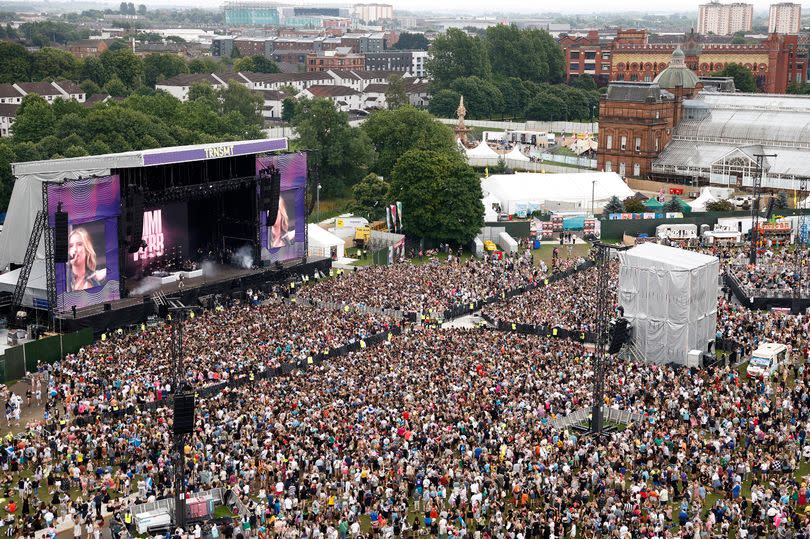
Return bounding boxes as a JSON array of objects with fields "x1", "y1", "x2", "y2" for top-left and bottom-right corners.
[
  {"x1": 560, "y1": 29, "x2": 806, "y2": 93},
  {"x1": 306, "y1": 49, "x2": 364, "y2": 72}
]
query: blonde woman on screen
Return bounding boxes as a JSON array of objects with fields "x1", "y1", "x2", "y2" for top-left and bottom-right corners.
[
  {"x1": 67, "y1": 227, "x2": 106, "y2": 291},
  {"x1": 270, "y1": 196, "x2": 295, "y2": 248}
]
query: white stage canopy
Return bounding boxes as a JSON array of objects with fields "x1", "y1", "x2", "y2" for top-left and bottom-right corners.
[
  {"x1": 481, "y1": 172, "x2": 634, "y2": 214},
  {"x1": 465, "y1": 142, "x2": 500, "y2": 159},
  {"x1": 618, "y1": 243, "x2": 719, "y2": 366}
]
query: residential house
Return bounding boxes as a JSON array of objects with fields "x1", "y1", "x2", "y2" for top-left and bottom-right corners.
[
  {"x1": 155, "y1": 73, "x2": 228, "y2": 101},
  {"x1": 298, "y1": 85, "x2": 363, "y2": 112}
]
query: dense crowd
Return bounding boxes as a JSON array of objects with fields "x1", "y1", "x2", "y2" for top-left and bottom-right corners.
[
  {"x1": 478, "y1": 262, "x2": 618, "y2": 333},
  {"x1": 300, "y1": 255, "x2": 579, "y2": 315},
  {"x1": 714, "y1": 245, "x2": 809, "y2": 296},
  {"x1": 3, "y1": 242, "x2": 810, "y2": 539}
]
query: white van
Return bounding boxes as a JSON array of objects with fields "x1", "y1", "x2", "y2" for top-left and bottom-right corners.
[{"x1": 746, "y1": 342, "x2": 789, "y2": 378}]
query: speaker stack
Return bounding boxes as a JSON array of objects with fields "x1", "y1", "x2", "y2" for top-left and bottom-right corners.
[
  {"x1": 54, "y1": 206, "x2": 69, "y2": 264},
  {"x1": 173, "y1": 392, "x2": 195, "y2": 435},
  {"x1": 259, "y1": 166, "x2": 282, "y2": 226},
  {"x1": 126, "y1": 186, "x2": 145, "y2": 254}
]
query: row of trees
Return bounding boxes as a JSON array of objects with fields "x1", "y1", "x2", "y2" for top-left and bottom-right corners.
[
  {"x1": 289, "y1": 102, "x2": 484, "y2": 243},
  {"x1": 425, "y1": 26, "x2": 600, "y2": 121},
  {"x1": 0, "y1": 41, "x2": 274, "y2": 96},
  {"x1": 0, "y1": 81, "x2": 265, "y2": 212}
]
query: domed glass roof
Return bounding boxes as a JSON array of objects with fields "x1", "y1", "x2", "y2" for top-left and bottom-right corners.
[{"x1": 654, "y1": 47, "x2": 699, "y2": 90}]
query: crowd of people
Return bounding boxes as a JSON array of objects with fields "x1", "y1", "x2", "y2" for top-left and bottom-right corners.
[
  {"x1": 2, "y1": 239, "x2": 810, "y2": 539},
  {"x1": 300, "y1": 254, "x2": 579, "y2": 315},
  {"x1": 711, "y1": 245, "x2": 809, "y2": 296}
]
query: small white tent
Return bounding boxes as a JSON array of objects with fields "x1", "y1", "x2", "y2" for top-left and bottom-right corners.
[
  {"x1": 689, "y1": 188, "x2": 720, "y2": 212},
  {"x1": 482, "y1": 191, "x2": 501, "y2": 221},
  {"x1": 465, "y1": 142, "x2": 500, "y2": 159},
  {"x1": 503, "y1": 146, "x2": 530, "y2": 162},
  {"x1": 307, "y1": 224, "x2": 344, "y2": 260}
]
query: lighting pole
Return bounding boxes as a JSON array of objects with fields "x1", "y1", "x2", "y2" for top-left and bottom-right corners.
[
  {"x1": 750, "y1": 153, "x2": 777, "y2": 265},
  {"x1": 316, "y1": 183, "x2": 322, "y2": 223},
  {"x1": 591, "y1": 179, "x2": 596, "y2": 217}
]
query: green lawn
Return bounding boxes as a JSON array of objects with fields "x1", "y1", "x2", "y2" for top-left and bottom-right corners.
[{"x1": 531, "y1": 242, "x2": 591, "y2": 267}]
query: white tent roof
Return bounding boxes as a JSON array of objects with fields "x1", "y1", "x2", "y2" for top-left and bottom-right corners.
[
  {"x1": 481, "y1": 172, "x2": 634, "y2": 210},
  {"x1": 567, "y1": 138, "x2": 598, "y2": 155},
  {"x1": 689, "y1": 189, "x2": 719, "y2": 212},
  {"x1": 482, "y1": 191, "x2": 500, "y2": 221},
  {"x1": 621, "y1": 243, "x2": 717, "y2": 271},
  {"x1": 504, "y1": 146, "x2": 530, "y2": 162},
  {"x1": 307, "y1": 224, "x2": 343, "y2": 248},
  {"x1": 465, "y1": 142, "x2": 500, "y2": 159}
]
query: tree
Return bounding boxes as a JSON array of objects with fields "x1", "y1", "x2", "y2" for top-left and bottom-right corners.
[
  {"x1": 12, "y1": 95, "x2": 55, "y2": 144},
  {"x1": 100, "y1": 48, "x2": 144, "y2": 90},
  {"x1": 715, "y1": 63, "x2": 757, "y2": 93},
  {"x1": 384, "y1": 74, "x2": 408, "y2": 110},
  {"x1": 570, "y1": 74, "x2": 597, "y2": 91},
  {"x1": 0, "y1": 42, "x2": 31, "y2": 83},
  {"x1": 251, "y1": 56, "x2": 280, "y2": 73},
  {"x1": 291, "y1": 98, "x2": 375, "y2": 197},
  {"x1": 362, "y1": 106, "x2": 456, "y2": 179},
  {"x1": 603, "y1": 196, "x2": 624, "y2": 214},
  {"x1": 623, "y1": 197, "x2": 645, "y2": 213},
  {"x1": 428, "y1": 89, "x2": 461, "y2": 118},
  {"x1": 137, "y1": 4, "x2": 147, "y2": 15},
  {"x1": 663, "y1": 197, "x2": 683, "y2": 213},
  {"x1": 495, "y1": 77, "x2": 533, "y2": 118},
  {"x1": 775, "y1": 191, "x2": 789, "y2": 209},
  {"x1": 233, "y1": 56, "x2": 256, "y2": 73},
  {"x1": 188, "y1": 82, "x2": 218, "y2": 108},
  {"x1": 449, "y1": 77, "x2": 503, "y2": 119},
  {"x1": 393, "y1": 32, "x2": 429, "y2": 50},
  {"x1": 217, "y1": 81, "x2": 264, "y2": 126},
  {"x1": 426, "y1": 28, "x2": 491, "y2": 89},
  {"x1": 104, "y1": 75, "x2": 129, "y2": 97},
  {"x1": 389, "y1": 148, "x2": 484, "y2": 244},
  {"x1": 79, "y1": 56, "x2": 109, "y2": 87},
  {"x1": 30, "y1": 48, "x2": 80, "y2": 81},
  {"x1": 119, "y1": 2, "x2": 127, "y2": 13},
  {"x1": 0, "y1": 141, "x2": 15, "y2": 212},
  {"x1": 143, "y1": 53, "x2": 189, "y2": 87},
  {"x1": 350, "y1": 173, "x2": 389, "y2": 220},
  {"x1": 525, "y1": 92, "x2": 567, "y2": 121},
  {"x1": 705, "y1": 199, "x2": 734, "y2": 212},
  {"x1": 188, "y1": 57, "x2": 220, "y2": 74},
  {"x1": 281, "y1": 97, "x2": 298, "y2": 123}
]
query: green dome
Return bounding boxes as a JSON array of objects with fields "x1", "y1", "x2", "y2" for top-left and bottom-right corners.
[{"x1": 654, "y1": 47, "x2": 699, "y2": 90}]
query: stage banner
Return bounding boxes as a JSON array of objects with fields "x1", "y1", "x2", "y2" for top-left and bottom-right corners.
[
  {"x1": 257, "y1": 152, "x2": 307, "y2": 263},
  {"x1": 46, "y1": 175, "x2": 121, "y2": 310}
]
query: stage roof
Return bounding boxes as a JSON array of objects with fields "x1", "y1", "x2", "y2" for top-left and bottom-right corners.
[{"x1": 11, "y1": 138, "x2": 288, "y2": 177}]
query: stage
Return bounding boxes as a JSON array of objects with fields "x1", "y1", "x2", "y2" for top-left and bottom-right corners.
[{"x1": 55, "y1": 257, "x2": 332, "y2": 333}]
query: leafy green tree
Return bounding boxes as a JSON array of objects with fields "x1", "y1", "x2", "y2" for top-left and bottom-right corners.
[
  {"x1": 495, "y1": 77, "x2": 533, "y2": 118},
  {"x1": 392, "y1": 32, "x2": 429, "y2": 50},
  {"x1": 570, "y1": 74, "x2": 597, "y2": 91},
  {"x1": 100, "y1": 47, "x2": 144, "y2": 90},
  {"x1": 138, "y1": 4, "x2": 147, "y2": 15},
  {"x1": 291, "y1": 98, "x2": 375, "y2": 197},
  {"x1": 705, "y1": 199, "x2": 734, "y2": 212},
  {"x1": 389, "y1": 148, "x2": 484, "y2": 243},
  {"x1": 603, "y1": 196, "x2": 624, "y2": 213},
  {"x1": 525, "y1": 92, "x2": 567, "y2": 121},
  {"x1": 251, "y1": 56, "x2": 280, "y2": 73},
  {"x1": 427, "y1": 89, "x2": 461, "y2": 118},
  {"x1": 715, "y1": 63, "x2": 757, "y2": 93},
  {"x1": 63, "y1": 144, "x2": 89, "y2": 158},
  {"x1": 775, "y1": 192, "x2": 789, "y2": 209},
  {"x1": 30, "y1": 48, "x2": 80, "y2": 81},
  {"x1": 79, "y1": 56, "x2": 109, "y2": 87},
  {"x1": 233, "y1": 56, "x2": 256, "y2": 72},
  {"x1": 623, "y1": 197, "x2": 645, "y2": 213},
  {"x1": 104, "y1": 75, "x2": 129, "y2": 97},
  {"x1": 362, "y1": 106, "x2": 456, "y2": 178},
  {"x1": 143, "y1": 53, "x2": 189, "y2": 86},
  {"x1": 0, "y1": 42, "x2": 31, "y2": 83},
  {"x1": 663, "y1": 197, "x2": 683, "y2": 212},
  {"x1": 350, "y1": 173, "x2": 389, "y2": 220},
  {"x1": 188, "y1": 57, "x2": 220, "y2": 74},
  {"x1": 449, "y1": 76, "x2": 503, "y2": 119},
  {"x1": 427, "y1": 28, "x2": 491, "y2": 89},
  {"x1": 188, "y1": 82, "x2": 217, "y2": 106},
  {"x1": 80, "y1": 80, "x2": 103, "y2": 95},
  {"x1": 217, "y1": 81, "x2": 264, "y2": 125},
  {"x1": 281, "y1": 97, "x2": 298, "y2": 123},
  {"x1": 0, "y1": 141, "x2": 16, "y2": 212},
  {"x1": 485, "y1": 25, "x2": 548, "y2": 84},
  {"x1": 384, "y1": 74, "x2": 408, "y2": 110},
  {"x1": 12, "y1": 95, "x2": 55, "y2": 144}
]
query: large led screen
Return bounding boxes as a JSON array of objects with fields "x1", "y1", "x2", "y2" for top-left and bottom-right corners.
[
  {"x1": 47, "y1": 175, "x2": 121, "y2": 310},
  {"x1": 257, "y1": 152, "x2": 307, "y2": 263}
]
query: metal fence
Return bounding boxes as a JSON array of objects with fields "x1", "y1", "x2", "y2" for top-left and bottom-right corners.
[
  {"x1": 438, "y1": 118, "x2": 598, "y2": 134},
  {"x1": 548, "y1": 406, "x2": 644, "y2": 430},
  {"x1": 303, "y1": 298, "x2": 405, "y2": 321}
]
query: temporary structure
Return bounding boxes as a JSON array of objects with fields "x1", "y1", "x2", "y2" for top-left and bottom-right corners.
[
  {"x1": 618, "y1": 243, "x2": 719, "y2": 365},
  {"x1": 643, "y1": 197, "x2": 664, "y2": 210},
  {"x1": 465, "y1": 142, "x2": 500, "y2": 159},
  {"x1": 307, "y1": 224, "x2": 344, "y2": 260},
  {"x1": 689, "y1": 189, "x2": 720, "y2": 212},
  {"x1": 481, "y1": 172, "x2": 634, "y2": 214},
  {"x1": 503, "y1": 146, "x2": 530, "y2": 162}
]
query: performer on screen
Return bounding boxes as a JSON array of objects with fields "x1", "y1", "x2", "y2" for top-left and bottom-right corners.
[
  {"x1": 270, "y1": 196, "x2": 295, "y2": 248},
  {"x1": 67, "y1": 227, "x2": 107, "y2": 291}
]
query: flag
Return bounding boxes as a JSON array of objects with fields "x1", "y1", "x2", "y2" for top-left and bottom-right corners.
[
  {"x1": 485, "y1": 166, "x2": 489, "y2": 177},
  {"x1": 396, "y1": 201, "x2": 403, "y2": 230},
  {"x1": 390, "y1": 205, "x2": 398, "y2": 232},
  {"x1": 386, "y1": 206, "x2": 392, "y2": 232}
]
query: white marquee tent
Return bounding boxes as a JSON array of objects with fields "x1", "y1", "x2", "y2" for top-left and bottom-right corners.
[
  {"x1": 618, "y1": 243, "x2": 719, "y2": 365},
  {"x1": 307, "y1": 224, "x2": 344, "y2": 260},
  {"x1": 481, "y1": 172, "x2": 634, "y2": 214},
  {"x1": 465, "y1": 142, "x2": 500, "y2": 159},
  {"x1": 503, "y1": 146, "x2": 530, "y2": 162},
  {"x1": 689, "y1": 188, "x2": 720, "y2": 212}
]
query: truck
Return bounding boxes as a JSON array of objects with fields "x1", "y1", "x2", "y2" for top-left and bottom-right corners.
[
  {"x1": 354, "y1": 226, "x2": 371, "y2": 247},
  {"x1": 746, "y1": 342, "x2": 789, "y2": 378}
]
